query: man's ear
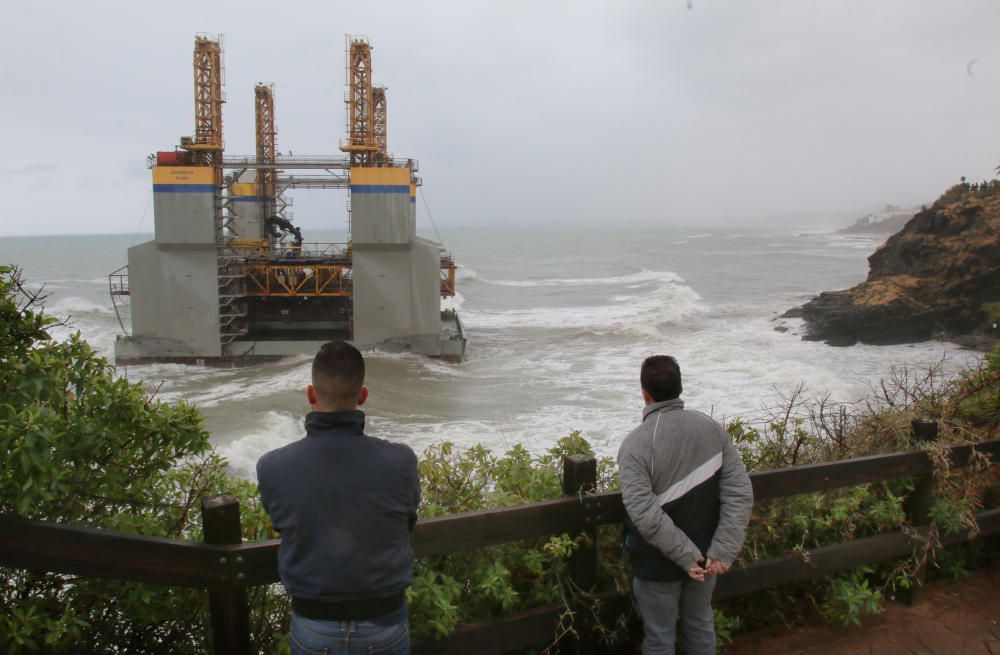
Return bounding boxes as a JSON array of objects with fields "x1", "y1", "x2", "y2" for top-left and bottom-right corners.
[
  {"x1": 356, "y1": 385, "x2": 369, "y2": 407},
  {"x1": 306, "y1": 383, "x2": 318, "y2": 407},
  {"x1": 641, "y1": 388, "x2": 655, "y2": 406}
]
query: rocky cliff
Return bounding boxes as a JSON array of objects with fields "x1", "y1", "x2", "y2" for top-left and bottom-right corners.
[{"x1": 787, "y1": 182, "x2": 1000, "y2": 348}]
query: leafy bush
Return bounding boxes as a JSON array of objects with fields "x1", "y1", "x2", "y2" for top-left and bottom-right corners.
[
  {"x1": 0, "y1": 266, "x2": 282, "y2": 653},
  {"x1": 408, "y1": 435, "x2": 625, "y2": 645},
  {"x1": 982, "y1": 301, "x2": 1000, "y2": 324},
  {"x1": 820, "y1": 569, "x2": 882, "y2": 627},
  {"x1": 719, "y1": 346, "x2": 1000, "y2": 634}
]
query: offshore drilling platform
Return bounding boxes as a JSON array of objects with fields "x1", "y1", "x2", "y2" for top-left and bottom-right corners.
[{"x1": 111, "y1": 35, "x2": 465, "y2": 364}]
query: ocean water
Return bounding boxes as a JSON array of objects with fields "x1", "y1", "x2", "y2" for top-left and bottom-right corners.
[{"x1": 0, "y1": 227, "x2": 981, "y2": 480}]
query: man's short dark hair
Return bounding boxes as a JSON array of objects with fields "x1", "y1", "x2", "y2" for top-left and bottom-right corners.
[
  {"x1": 641, "y1": 355, "x2": 682, "y2": 402},
  {"x1": 312, "y1": 341, "x2": 365, "y2": 408}
]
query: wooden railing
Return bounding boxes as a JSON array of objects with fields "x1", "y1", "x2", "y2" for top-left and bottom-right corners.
[{"x1": 2, "y1": 421, "x2": 998, "y2": 654}]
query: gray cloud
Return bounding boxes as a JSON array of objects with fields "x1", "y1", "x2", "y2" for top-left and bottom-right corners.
[
  {"x1": 0, "y1": 162, "x2": 58, "y2": 176},
  {"x1": 1, "y1": 0, "x2": 999, "y2": 236}
]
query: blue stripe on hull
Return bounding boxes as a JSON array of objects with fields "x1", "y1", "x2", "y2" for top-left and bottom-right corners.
[
  {"x1": 153, "y1": 184, "x2": 216, "y2": 193},
  {"x1": 350, "y1": 185, "x2": 410, "y2": 194}
]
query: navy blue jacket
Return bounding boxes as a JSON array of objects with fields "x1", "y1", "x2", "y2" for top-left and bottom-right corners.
[{"x1": 256, "y1": 411, "x2": 420, "y2": 602}]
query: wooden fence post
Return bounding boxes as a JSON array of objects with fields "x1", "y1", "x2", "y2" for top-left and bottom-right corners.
[
  {"x1": 903, "y1": 419, "x2": 938, "y2": 606},
  {"x1": 202, "y1": 494, "x2": 251, "y2": 655},
  {"x1": 562, "y1": 454, "x2": 598, "y2": 654}
]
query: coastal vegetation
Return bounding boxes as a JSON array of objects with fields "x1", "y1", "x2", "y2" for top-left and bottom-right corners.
[{"x1": 1, "y1": 263, "x2": 998, "y2": 653}]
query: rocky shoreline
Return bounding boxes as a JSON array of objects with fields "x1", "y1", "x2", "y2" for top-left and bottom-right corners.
[{"x1": 784, "y1": 182, "x2": 1000, "y2": 350}]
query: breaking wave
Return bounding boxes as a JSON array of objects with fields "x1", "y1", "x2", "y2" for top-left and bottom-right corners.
[
  {"x1": 216, "y1": 411, "x2": 303, "y2": 481},
  {"x1": 455, "y1": 265, "x2": 479, "y2": 282},
  {"x1": 486, "y1": 270, "x2": 685, "y2": 288},
  {"x1": 462, "y1": 270, "x2": 706, "y2": 332},
  {"x1": 442, "y1": 291, "x2": 465, "y2": 312},
  {"x1": 153, "y1": 356, "x2": 313, "y2": 408},
  {"x1": 44, "y1": 296, "x2": 114, "y2": 317}
]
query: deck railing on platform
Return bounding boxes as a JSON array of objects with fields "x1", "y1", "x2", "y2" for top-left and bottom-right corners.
[{"x1": 1, "y1": 422, "x2": 998, "y2": 654}]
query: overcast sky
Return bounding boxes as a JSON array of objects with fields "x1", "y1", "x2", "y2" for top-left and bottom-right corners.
[{"x1": 1, "y1": 0, "x2": 999, "y2": 236}]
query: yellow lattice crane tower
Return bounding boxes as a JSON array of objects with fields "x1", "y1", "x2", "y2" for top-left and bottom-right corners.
[
  {"x1": 185, "y1": 36, "x2": 225, "y2": 182},
  {"x1": 372, "y1": 86, "x2": 388, "y2": 165},
  {"x1": 255, "y1": 83, "x2": 277, "y2": 208},
  {"x1": 340, "y1": 37, "x2": 377, "y2": 167}
]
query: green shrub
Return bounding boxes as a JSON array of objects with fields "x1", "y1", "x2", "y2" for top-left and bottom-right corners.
[
  {"x1": 820, "y1": 568, "x2": 882, "y2": 627},
  {"x1": 408, "y1": 434, "x2": 624, "y2": 643},
  {"x1": 982, "y1": 301, "x2": 1000, "y2": 323},
  {"x1": 0, "y1": 266, "x2": 282, "y2": 653}
]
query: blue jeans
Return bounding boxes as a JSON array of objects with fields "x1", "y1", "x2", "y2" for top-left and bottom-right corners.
[
  {"x1": 632, "y1": 576, "x2": 716, "y2": 655},
  {"x1": 290, "y1": 613, "x2": 410, "y2": 655}
]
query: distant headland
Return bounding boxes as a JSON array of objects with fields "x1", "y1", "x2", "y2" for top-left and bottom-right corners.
[
  {"x1": 835, "y1": 204, "x2": 917, "y2": 236},
  {"x1": 785, "y1": 179, "x2": 1000, "y2": 350}
]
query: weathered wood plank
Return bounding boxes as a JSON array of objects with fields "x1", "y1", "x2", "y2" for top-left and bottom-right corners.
[
  {"x1": 409, "y1": 496, "x2": 589, "y2": 557},
  {"x1": 0, "y1": 515, "x2": 227, "y2": 588},
  {"x1": 413, "y1": 603, "x2": 563, "y2": 655},
  {"x1": 202, "y1": 494, "x2": 251, "y2": 655},
  {"x1": 901, "y1": 419, "x2": 939, "y2": 606},
  {"x1": 412, "y1": 591, "x2": 630, "y2": 655},
  {"x1": 0, "y1": 436, "x2": 996, "y2": 644},
  {"x1": 562, "y1": 455, "x2": 599, "y2": 655},
  {"x1": 229, "y1": 538, "x2": 280, "y2": 586},
  {"x1": 564, "y1": 455, "x2": 598, "y2": 592},
  {"x1": 716, "y1": 507, "x2": 1000, "y2": 600},
  {"x1": 49, "y1": 437, "x2": 995, "y2": 593},
  {"x1": 747, "y1": 438, "x2": 1000, "y2": 502}
]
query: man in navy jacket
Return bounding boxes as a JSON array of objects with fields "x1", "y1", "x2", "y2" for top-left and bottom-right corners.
[{"x1": 257, "y1": 342, "x2": 420, "y2": 655}]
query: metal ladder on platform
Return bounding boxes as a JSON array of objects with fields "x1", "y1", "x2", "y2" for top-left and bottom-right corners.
[{"x1": 214, "y1": 190, "x2": 249, "y2": 350}]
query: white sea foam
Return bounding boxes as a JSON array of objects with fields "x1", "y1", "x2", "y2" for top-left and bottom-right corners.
[
  {"x1": 819, "y1": 234, "x2": 886, "y2": 248},
  {"x1": 487, "y1": 269, "x2": 684, "y2": 288},
  {"x1": 43, "y1": 277, "x2": 106, "y2": 286},
  {"x1": 462, "y1": 273, "x2": 706, "y2": 332},
  {"x1": 366, "y1": 350, "x2": 466, "y2": 377},
  {"x1": 442, "y1": 291, "x2": 465, "y2": 311},
  {"x1": 216, "y1": 411, "x2": 303, "y2": 481},
  {"x1": 154, "y1": 356, "x2": 313, "y2": 408},
  {"x1": 44, "y1": 296, "x2": 114, "y2": 317},
  {"x1": 455, "y1": 265, "x2": 478, "y2": 282}
]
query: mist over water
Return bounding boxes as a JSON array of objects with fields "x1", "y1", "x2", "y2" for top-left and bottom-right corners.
[{"x1": 0, "y1": 227, "x2": 981, "y2": 480}]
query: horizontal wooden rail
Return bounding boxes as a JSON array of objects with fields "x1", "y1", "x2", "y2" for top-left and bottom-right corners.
[
  {"x1": 749, "y1": 439, "x2": 1000, "y2": 501},
  {"x1": 413, "y1": 591, "x2": 632, "y2": 655},
  {"x1": 4, "y1": 439, "x2": 996, "y2": 593},
  {"x1": 424, "y1": 438, "x2": 1000, "y2": 550},
  {"x1": 410, "y1": 491, "x2": 623, "y2": 559},
  {"x1": 0, "y1": 517, "x2": 231, "y2": 589},
  {"x1": 235, "y1": 436, "x2": 1000, "y2": 573},
  {"x1": 718, "y1": 507, "x2": 1000, "y2": 599},
  {"x1": 412, "y1": 507, "x2": 1000, "y2": 655}
]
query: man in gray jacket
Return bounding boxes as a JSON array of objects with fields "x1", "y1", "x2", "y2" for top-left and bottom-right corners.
[{"x1": 619, "y1": 356, "x2": 753, "y2": 655}]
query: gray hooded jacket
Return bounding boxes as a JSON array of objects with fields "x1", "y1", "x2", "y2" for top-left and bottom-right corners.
[{"x1": 618, "y1": 398, "x2": 753, "y2": 579}]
